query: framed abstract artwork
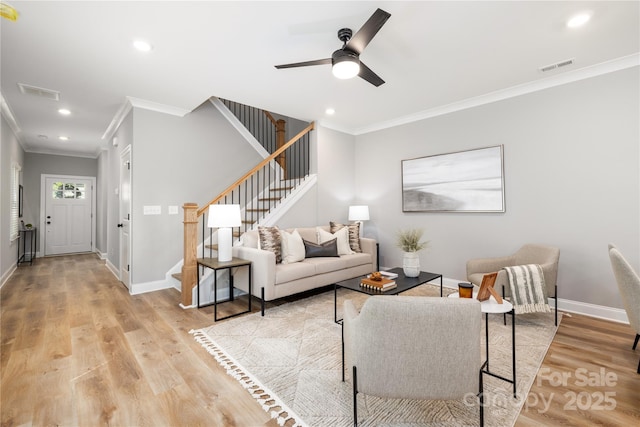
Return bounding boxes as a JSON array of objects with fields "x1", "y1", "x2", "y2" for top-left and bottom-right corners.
[{"x1": 402, "y1": 145, "x2": 505, "y2": 212}]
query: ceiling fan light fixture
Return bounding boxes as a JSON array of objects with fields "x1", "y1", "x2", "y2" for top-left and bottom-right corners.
[{"x1": 332, "y1": 50, "x2": 360, "y2": 79}]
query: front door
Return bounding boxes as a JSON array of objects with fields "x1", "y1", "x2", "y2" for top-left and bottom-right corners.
[{"x1": 44, "y1": 176, "x2": 94, "y2": 255}]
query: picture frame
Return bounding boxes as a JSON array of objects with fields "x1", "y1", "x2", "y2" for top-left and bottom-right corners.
[
  {"x1": 402, "y1": 145, "x2": 505, "y2": 212},
  {"x1": 18, "y1": 184, "x2": 23, "y2": 218}
]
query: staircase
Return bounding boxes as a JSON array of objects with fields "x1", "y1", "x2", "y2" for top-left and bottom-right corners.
[{"x1": 178, "y1": 100, "x2": 315, "y2": 307}]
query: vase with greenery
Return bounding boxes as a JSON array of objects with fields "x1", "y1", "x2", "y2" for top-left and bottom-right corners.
[{"x1": 396, "y1": 228, "x2": 428, "y2": 277}]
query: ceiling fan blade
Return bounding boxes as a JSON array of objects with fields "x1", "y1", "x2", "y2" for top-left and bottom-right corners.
[
  {"x1": 275, "y1": 58, "x2": 331, "y2": 69},
  {"x1": 358, "y1": 61, "x2": 385, "y2": 87},
  {"x1": 346, "y1": 8, "x2": 391, "y2": 55}
]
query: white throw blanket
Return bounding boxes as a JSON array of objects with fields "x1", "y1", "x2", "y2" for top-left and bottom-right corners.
[{"x1": 503, "y1": 264, "x2": 551, "y2": 314}]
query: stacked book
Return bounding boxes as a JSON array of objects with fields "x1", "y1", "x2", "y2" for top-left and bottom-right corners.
[{"x1": 360, "y1": 276, "x2": 397, "y2": 291}]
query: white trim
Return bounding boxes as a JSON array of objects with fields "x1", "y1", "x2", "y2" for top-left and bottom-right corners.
[
  {"x1": 557, "y1": 298, "x2": 629, "y2": 324},
  {"x1": 130, "y1": 279, "x2": 173, "y2": 295},
  {"x1": 343, "y1": 54, "x2": 640, "y2": 136},
  {"x1": 0, "y1": 91, "x2": 21, "y2": 135},
  {"x1": 434, "y1": 276, "x2": 630, "y2": 324},
  {"x1": 39, "y1": 174, "x2": 97, "y2": 256},
  {"x1": 102, "y1": 100, "x2": 132, "y2": 142},
  {"x1": 128, "y1": 96, "x2": 190, "y2": 117},
  {"x1": 105, "y1": 258, "x2": 119, "y2": 278},
  {"x1": 20, "y1": 147, "x2": 100, "y2": 159},
  {"x1": 97, "y1": 250, "x2": 107, "y2": 260},
  {"x1": 0, "y1": 264, "x2": 17, "y2": 290},
  {"x1": 209, "y1": 97, "x2": 271, "y2": 159}
]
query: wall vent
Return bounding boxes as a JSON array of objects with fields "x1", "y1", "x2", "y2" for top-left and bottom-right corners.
[
  {"x1": 539, "y1": 58, "x2": 574, "y2": 73},
  {"x1": 17, "y1": 83, "x2": 60, "y2": 101}
]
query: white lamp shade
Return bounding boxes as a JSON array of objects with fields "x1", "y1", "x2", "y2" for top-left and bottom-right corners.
[
  {"x1": 348, "y1": 205, "x2": 370, "y2": 221},
  {"x1": 207, "y1": 204, "x2": 241, "y2": 228}
]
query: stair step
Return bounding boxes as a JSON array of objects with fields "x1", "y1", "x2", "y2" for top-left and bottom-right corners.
[
  {"x1": 241, "y1": 220, "x2": 256, "y2": 225},
  {"x1": 258, "y1": 197, "x2": 281, "y2": 202},
  {"x1": 246, "y1": 208, "x2": 269, "y2": 213},
  {"x1": 172, "y1": 273, "x2": 182, "y2": 281},
  {"x1": 270, "y1": 187, "x2": 293, "y2": 192},
  {"x1": 205, "y1": 244, "x2": 219, "y2": 250}
]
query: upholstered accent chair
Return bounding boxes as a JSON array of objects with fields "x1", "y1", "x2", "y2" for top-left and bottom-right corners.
[
  {"x1": 466, "y1": 244, "x2": 560, "y2": 325},
  {"x1": 608, "y1": 245, "x2": 640, "y2": 374},
  {"x1": 342, "y1": 296, "x2": 484, "y2": 426}
]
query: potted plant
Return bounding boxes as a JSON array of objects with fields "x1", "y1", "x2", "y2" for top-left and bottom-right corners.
[{"x1": 396, "y1": 228, "x2": 429, "y2": 277}]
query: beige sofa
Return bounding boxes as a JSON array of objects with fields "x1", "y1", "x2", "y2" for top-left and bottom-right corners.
[{"x1": 232, "y1": 226, "x2": 377, "y2": 314}]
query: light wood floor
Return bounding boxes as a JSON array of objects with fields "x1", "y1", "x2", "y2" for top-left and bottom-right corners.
[{"x1": 1, "y1": 254, "x2": 638, "y2": 426}]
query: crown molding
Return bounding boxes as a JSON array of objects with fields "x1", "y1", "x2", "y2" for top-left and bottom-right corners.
[
  {"x1": 0, "y1": 91, "x2": 21, "y2": 136},
  {"x1": 353, "y1": 53, "x2": 640, "y2": 136},
  {"x1": 102, "y1": 99, "x2": 133, "y2": 142},
  {"x1": 127, "y1": 96, "x2": 190, "y2": 117},
  {"x1": 102, "y1": 96, "x2": 191, "y2": 142}
]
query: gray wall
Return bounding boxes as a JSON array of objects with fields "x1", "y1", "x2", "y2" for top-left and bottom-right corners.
[
  {"x1": 22, "y1": 152, "x2": 98, "y2": 251},
  {"x1": 130, "y1": 101, "x2": 263, "y2": 284},
  {"x1": 1, "y1": 114, "x2": 25, "y2": 280},
  {"x1": 354, "y1": 67, "x2": 639, "y2": 309},
  {"x1": 315, "y1": 126, "x2": 357, "y2": 225}
]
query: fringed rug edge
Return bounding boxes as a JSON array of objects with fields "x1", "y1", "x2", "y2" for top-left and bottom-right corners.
[{"x1": 190, "y1": 328, "x2": 308, "y2": 427}]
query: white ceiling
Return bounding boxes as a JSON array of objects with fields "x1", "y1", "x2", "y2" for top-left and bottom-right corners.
[{"x1": 1, "y1": 1, "x2": 639, "y2": 158}]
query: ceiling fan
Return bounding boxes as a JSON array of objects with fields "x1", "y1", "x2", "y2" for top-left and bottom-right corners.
[{"x1": 275, "y1": 8, "x2": 391, "y2": 87}]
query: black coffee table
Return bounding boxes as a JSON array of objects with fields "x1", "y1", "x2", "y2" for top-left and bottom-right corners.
[{"x1": 333, "y1": 267, "x2": 443, "y2": 323}]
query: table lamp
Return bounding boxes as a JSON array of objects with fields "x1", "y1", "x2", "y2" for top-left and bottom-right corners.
[
  {"x1": 208, "y1": 204, "x2": 241, "y2": 262},
  {"x1": 348, "y1": 205, "x2": 369, "y2": 237}
]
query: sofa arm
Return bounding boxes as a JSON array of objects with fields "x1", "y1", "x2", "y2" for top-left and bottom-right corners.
[
  {"x1": 359, "y1": 237, "x2": 377, "y2": 266},
  {"x1": 232, "y1": 246, "x2": 275, "y2": 298}
]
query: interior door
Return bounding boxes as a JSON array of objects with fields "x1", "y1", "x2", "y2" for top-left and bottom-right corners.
[
  {"x1": 119, "y1": 147, "x2": 131, "y2": 289},
  {"x1": 45, "y1": 177, "x2": 93, "y2": 255}
]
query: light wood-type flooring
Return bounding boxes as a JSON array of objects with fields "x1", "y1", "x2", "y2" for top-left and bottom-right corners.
[{"x1": 1, "y1": 254, "x2": 638, "y2": 426}]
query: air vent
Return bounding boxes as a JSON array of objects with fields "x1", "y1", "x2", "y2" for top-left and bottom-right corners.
[
  {"x1": 539, "y1": 58, "x2": 575, "y2": 73},
  {"x1": 17, "y1": 83, "x2": 60, "y2": 101}
]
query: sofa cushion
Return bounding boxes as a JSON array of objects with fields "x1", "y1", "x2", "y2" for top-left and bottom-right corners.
[
  {"x1": 317, "y1": 227, "x2": 354, "y2": 256},
  {"x1": 303, "y1": 238, "x2": 339, "y2": 258},
  {"x1": 330, "y1": 221, "x2": 362, "y2": 253},
  {"x1": 303, "y1": 256, "x2": 347, "y2": 275},
  {"x1": 258, "y1": 226, "x2": 282, "y2": 263},
  {"x1": 280, "y1": 229, "x2": 305, "y2": 264},
  {"x1": 275, "y1": 261, "x2": 317, "y2": 284},
  {"x1": 341, "y1": 252, "x2": 373, "y2": 269}
]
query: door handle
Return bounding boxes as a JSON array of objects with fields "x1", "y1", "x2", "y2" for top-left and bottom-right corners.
[
  {"x1": 46, "y1": 221, "x2": 51, "y2": 224},
  {"x1": 117, "y1": 223, "x2": 123, "y2": 228},
  {"x1": 47, "y1": 216, "x2": 51, "y2": 219}
]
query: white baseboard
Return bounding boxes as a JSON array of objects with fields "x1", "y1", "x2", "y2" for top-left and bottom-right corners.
[
  {"x1": 105, "y1": 259, "x2": 119, "y2": 279},
  {"x1": 440, "y1": 276, "x2": 629, "y2": 325},
  {"x1": 0, "y1": 264, "x2": 17, "y2": 289},
  {"x1": 556, "y1": 297, "x2": 629, "y2": 324},
  {"x1": 130, "y1": 279, "x2": 174, "y2": 295},
  {"x1": 97, "y1": 250, "x2": 107, "y2": 260}
]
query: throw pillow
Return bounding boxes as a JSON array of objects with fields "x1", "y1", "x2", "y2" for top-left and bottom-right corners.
[
  {"x1": 303, "y1": 238, "x2": 339, "y2": 258},
  {"x1": 317, "y1": 227, "x2": 354, "y2": 256},
  {"x1": 280, "y1": 229, "x2": 305, "y2": 264},
  {"x1": 258, "y1": 226, "x2": 282, "y2": 263},
  {"x1": 330, "y1": 221, "x2": 362, "y2": 253}
]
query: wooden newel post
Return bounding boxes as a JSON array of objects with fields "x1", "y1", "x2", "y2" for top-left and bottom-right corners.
[
  {"x1": 182, "y1": 203, "x2": 199, "y2": 307},
  {"x1": 276, "y1": 119, "x2": 286, "y2": 178}
]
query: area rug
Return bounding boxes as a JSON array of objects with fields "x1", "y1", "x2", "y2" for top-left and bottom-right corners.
[{"x1": 191, "y1": 286, "x2": 560, "y2": 427}]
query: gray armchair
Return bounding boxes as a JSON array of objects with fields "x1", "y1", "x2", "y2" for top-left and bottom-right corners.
[
  {"x1": 608, "y1": 245, "x2": 640, "y2": 374},
  {"x1": 466, "y1": 244, "x2": 560, "y2": 325},
  {"x1": 343, "y1": 296, "x2": 484, "y2": 426}
]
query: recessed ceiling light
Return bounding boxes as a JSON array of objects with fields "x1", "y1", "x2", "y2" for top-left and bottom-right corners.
[
  {"x1": 58, "y1": 108, "x2": 71, "y2": 115},
  {"x1": 567, "y1": 12, "x2": 591, "y2": 28},
  {"x1": 58, "y1": 136, "x2": 69, "y2": 141},
  {"x1": 133, "y1": 39, "x2": 153, "y2": 52},
  {"x1": 325, "y1": 108, "x2": 335, "y2": 115}
]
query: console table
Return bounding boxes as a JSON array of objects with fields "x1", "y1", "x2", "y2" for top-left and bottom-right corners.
[
  {"x1": 17, "y1": 228, "x2": 37, "y2": 266},
  {"x1": 196, "y1": 257, "x2": 252, "y2": 321}
]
